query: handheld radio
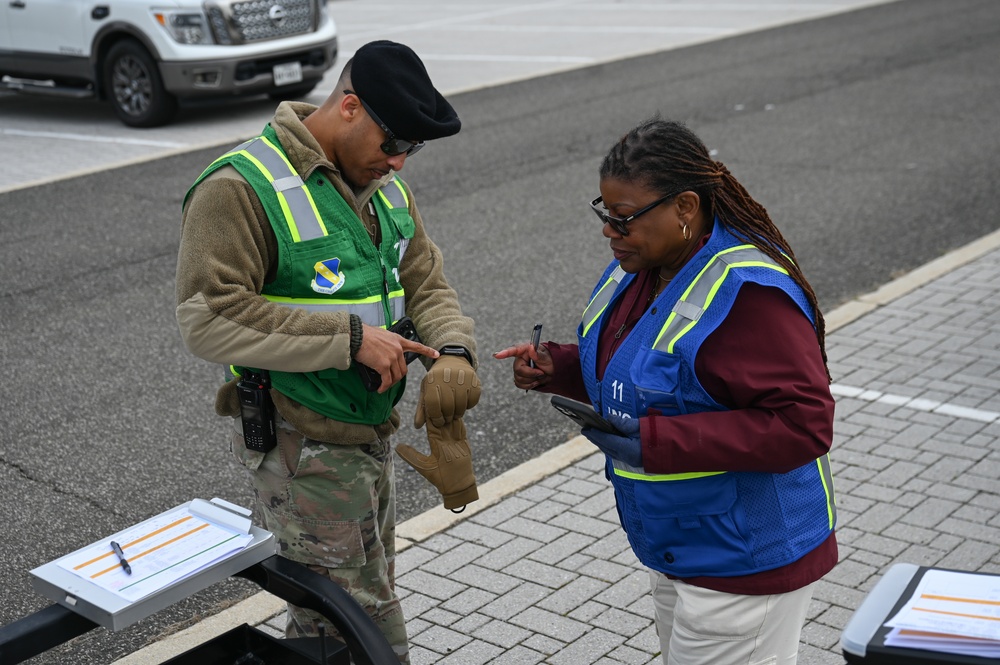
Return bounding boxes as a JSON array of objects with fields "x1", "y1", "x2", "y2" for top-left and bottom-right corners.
[{"x1": 236, "y1": 369, "x2": 277, "y2": 453}]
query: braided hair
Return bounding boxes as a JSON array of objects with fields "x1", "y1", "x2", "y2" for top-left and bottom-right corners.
[{"x1": 599, "y1": 117, "x2": 830, "y2": 379}]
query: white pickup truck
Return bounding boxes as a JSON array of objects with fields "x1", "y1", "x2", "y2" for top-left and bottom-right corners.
[{"x1": 0, "y1": 0, "x2": 338, "y2": 126}]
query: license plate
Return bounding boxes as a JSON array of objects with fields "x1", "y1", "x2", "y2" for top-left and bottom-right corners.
[{"x1": 273, "y1": 61, "x2": 303, "y2": 86}]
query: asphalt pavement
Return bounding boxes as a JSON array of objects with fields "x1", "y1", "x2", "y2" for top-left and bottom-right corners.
[
  {"x1": 0, "y1": 0, "x2": 892, "y2": 193},
  {"x1": 4, "y1": 0, "x2": 1000, "y2": 663}
]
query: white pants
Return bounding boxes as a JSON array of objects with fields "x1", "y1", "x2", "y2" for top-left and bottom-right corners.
[{"x1": 650, "y1": 570, "x2": 816, "y2": 665}]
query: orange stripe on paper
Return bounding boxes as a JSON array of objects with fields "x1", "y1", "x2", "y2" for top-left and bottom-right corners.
[
  {"x1": 914, "y1": 606, "x2": 1000, "y2": 622},
  {"x1": 89, "y1": 522, "x2": 210, "y2": 580},
  {"x1": 128, "y1": 522, "x2": 210, "y2": 563},
  {"x1": 921, "y1": 593, "x2": 1000, "y2": 607},
  {"x1": 75, "y1": 516, "x2": 195, "y2": 571},
  {"x1": 899, "y1": 629, "x2": 998, "y2": 642}
]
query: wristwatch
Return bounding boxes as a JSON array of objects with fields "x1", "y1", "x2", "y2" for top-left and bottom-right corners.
[{"x1": 439, "y1": 346, "x2": 473, "y2": 364}]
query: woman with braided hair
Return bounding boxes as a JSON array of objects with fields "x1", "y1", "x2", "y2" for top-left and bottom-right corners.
[{"x1": 495, "y1": 117, "x2": 837, "y2": 664}]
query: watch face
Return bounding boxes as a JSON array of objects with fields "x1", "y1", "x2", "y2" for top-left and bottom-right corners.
[{"x1": 441, "y1": 347, "x2": 471, "y2": 361}]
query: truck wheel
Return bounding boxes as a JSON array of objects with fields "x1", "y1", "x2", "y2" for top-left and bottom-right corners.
[
  {"x1": 103, "y1": 39, "x2": 177, "y2": 128},
  {"x1": 268, "y1": 80, "x2": 320, "y2": 101}
]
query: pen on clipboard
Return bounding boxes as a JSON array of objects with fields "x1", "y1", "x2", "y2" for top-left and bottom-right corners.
[
  {"x1": 526, "y1": 324, "x2": 542, "y2": 393},
  {"x1": 110, "y1": 541, "x2": 132, "y2": 575}
]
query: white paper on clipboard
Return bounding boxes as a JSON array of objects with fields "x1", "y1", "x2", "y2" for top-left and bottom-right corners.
[{"x1": 55, "y1": 499, "x2": 253, "y2": 602}]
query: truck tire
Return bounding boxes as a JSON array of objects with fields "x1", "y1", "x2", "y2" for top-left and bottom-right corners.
[
  {"x1": 268, "y1": 80, "x2": 320, "y2": 101},
  {"x1": 103, "y1": 39, "x2": 177, "y2": 128}
]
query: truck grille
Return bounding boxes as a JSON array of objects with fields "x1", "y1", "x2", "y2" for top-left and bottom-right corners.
[{"x1": 227, "y1": 0, "x2": 315, "y2": 42}]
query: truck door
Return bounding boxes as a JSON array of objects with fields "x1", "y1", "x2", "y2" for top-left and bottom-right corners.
[{"x1": 6, "y1": 0, "x2": 89, "y2": 79}]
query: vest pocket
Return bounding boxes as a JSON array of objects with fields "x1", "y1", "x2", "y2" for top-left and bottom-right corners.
[
  {"x1": 635, "y1": 386, "x2": 683, "y2": 417},
  {"x1": 283, "y1": 230, "x2": 364, "y2": 295},
  {"x1": 631, "y1": 347, "x2": 686, "y2": 416},
  {"x1": 632, "y1": 473, "x2": 755, "y2": 576}
]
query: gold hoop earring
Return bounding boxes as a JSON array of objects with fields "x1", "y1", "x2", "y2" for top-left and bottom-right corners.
[{"x1": 682, "y1": 223, "x2": 691, "y2": 241}]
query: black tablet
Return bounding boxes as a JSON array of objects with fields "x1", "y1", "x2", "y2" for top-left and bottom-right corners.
[{"x1": 550, "y1": 395, "x2": 621, "y2": 434}]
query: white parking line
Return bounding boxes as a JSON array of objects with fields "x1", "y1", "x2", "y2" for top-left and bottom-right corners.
[
  {"x1": 435, "y1": 25, "x2": 729, "y2": 35},
  {"x1": 831, "y1": 384, "x2": 999, "y2": 423},
  {"x1": 420, "y1": 53, "x2": 596, "y2": 63},
  {"x1": 1, "y1": 128, "x2": 186, "y2": 148}
]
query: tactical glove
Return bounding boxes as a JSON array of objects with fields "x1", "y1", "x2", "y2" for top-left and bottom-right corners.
[
  {"x1": 414, "y1": 355, "x2": 481, "y2": 428},
  {"x1": 397, "y1": 418, "x2": 479, "y2": 511}
]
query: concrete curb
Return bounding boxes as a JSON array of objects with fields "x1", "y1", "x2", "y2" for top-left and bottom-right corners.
[
  {"x1": 113, "y1": 226, "x2": 1000, "y2": 664},
  {"x1": 824, "y1": 227, "x2": 1000, "y2": 333},
  {"x1": 110, "y1": 592, "x2": 285, "y2": 664},
  {"x1": 394, "y1": 435, "x2": 595, "y2": 550}
]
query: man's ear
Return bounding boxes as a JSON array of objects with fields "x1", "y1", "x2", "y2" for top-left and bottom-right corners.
[{"x1": 340, "y1": 91, "x2": 361, "y2": 121}]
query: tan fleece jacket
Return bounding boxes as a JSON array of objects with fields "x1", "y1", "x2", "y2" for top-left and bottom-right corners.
[{"x1": 176, "y1": 101, "x2": 476, "y2": 443}]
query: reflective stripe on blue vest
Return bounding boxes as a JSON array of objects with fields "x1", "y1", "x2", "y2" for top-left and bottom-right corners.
[
  {"x1": 582, "y1": 266, "x2": 626, "y2": 338},
  {"x1": 654, "y1": 244, "x2": 787, "y2": 352}
]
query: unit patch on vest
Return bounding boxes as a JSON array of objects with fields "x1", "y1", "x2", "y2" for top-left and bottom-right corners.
[{"x1": 311, "y1": 258, "x2": 346, "y2": 295}]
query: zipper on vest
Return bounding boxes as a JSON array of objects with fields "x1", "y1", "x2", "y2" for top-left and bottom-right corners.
[{"x1": 366, "y1": 202, "x2": 378, "y2": 246}]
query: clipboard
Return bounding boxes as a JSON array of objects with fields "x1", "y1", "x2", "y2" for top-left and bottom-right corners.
[{"x1": 29, "y1": 498, "x2": 277, "y2": 631}]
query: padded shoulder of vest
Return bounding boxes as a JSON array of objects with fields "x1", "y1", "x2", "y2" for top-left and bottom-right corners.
[{"x1": 203, "y1": 164, "x2": 244, "y2": 183}]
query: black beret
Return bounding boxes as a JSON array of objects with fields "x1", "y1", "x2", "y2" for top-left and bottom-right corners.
[{"x1": 351, "y1": 40, "x2": 461, "y2": 142}]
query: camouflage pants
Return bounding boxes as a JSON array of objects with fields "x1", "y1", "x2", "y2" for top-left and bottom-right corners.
[{"x1": 231, "y1": 417, "x2": 409, "y2": 663}]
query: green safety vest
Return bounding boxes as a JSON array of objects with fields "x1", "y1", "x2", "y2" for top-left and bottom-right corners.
[{"x1": 186, "y1": 125, "x2": 415, "y2": 424}]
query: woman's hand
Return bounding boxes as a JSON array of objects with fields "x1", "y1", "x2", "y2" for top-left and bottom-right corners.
[
  {"x1": 493, "y1": 342, "x2": 554, "y2": 391},
  {"x1": 582, "y1": 415, "x2": 642, "y2": 467}
]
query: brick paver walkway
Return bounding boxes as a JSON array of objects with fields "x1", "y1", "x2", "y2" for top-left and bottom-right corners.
[{"x1": 255, "y1": 247, "x2": 1000, "y2": 664}]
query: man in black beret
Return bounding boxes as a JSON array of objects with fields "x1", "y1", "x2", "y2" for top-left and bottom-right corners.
[{"x1": 177, "y1": 40, "x2": 481, "y2": 663}]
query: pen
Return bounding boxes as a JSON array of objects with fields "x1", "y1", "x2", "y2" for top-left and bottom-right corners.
[
  {"x1": 527, "y1": 323, "x2": 542, "y2": 393},
  {"x1": 528, "y1": 323, "x2": 543, "y2": 369},
  {"x1": 110, "y1": 541, "x2": 132, "y2": 575}
]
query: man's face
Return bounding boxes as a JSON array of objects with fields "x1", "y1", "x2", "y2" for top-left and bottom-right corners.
[{"x1": 335, "y1": 103, "x2": 409, "y2": 188}]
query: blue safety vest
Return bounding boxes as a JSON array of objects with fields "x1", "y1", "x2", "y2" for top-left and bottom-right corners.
[{"x1": 578, "y1": 219, "x2": 836, "y2": 577}]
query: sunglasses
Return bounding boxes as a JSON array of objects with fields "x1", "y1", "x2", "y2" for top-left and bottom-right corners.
[
  {"x1": 345, "y1": 89, "x2": 425, "y2": 157},
  {"x1": 589, "y1": 190, "x2": 681, "y2": 236}
]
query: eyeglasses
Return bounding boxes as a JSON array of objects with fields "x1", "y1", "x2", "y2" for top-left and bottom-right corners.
[
  {"x1": 589, "y1": 191, "x2": 681, "y2": 236},
  {"x1": 344, "y1": 89, "x2": 425, "y2": 157}
]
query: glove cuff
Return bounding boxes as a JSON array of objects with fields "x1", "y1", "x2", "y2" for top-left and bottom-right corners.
[
  {"x1": 349, "y1": 314, "x2": 363, "y2": 359},
  {"x1": 442, "y1": 483, "x2": 479, "y2": 511}
]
